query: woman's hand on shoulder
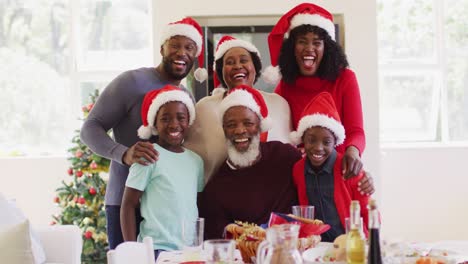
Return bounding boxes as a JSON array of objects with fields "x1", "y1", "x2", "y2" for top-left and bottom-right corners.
[
  {"x1": 342, "y1": 146, "x2": 363, "y2": 179},
  {"x1": 357, "y1": 171, "x2": 375, "y2": 196}
]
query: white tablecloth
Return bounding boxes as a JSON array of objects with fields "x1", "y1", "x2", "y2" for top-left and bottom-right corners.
[
  {"x1": 155, "y1": 241, "x2": 468, "y2": 264},
  {"x1": 156, "y1": 249, "x2": 245, "y2": 264},
  {"x1": 397, "y1": 240, "x2": 468, "y2": 263}
]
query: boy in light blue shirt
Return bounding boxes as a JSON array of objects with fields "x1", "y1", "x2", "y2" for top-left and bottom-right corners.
[{"x1": 121, "y1": 85, "x2": 203, "y2": 259}]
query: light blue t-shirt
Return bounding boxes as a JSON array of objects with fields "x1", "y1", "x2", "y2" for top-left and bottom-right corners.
[{"x1": 126, "y1": 143, "x2": 204, "y2": 251}]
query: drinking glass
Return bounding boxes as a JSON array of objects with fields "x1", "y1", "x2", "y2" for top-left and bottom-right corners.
[
  {"x1": 203, "y1": 239, "x2": 235, "y2": 263},
  {"x1": 292, "y1": 205, "x2": 315, "y2": 219},
  {"x1": 181, "y1": 217, "x2": 204, "y2": 261}
]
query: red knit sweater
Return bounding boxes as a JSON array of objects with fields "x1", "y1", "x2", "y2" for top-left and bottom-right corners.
[
  {"x1": 275, "y1": 69, "x2": 366, "y2": 154},
  {"x1": 292, "y1": 152, "x2": 369, "y2": 237}
]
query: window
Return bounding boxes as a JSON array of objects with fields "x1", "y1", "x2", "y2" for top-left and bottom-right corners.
[
  {"x1": 0, "y1": 0, "x2": 152, "y2": 156},
  {"x1": 378, "y1": 0, "x2": 468, "y2": 143}
]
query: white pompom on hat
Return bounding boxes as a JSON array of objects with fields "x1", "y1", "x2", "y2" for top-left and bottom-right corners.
[
  {"x1": 160, "y1": 17, "x2": 207, "y2": 82},
  {"x1": 261, "y1": 65, "x2": 281, "y2": 85},
  {"x1": 219, "y1": 84, "x2": 272, "y2": 132},
  {"x1": 268, "y1": 3, "x2": 336, "y2": 68},
  {"x1": 290, "y1": 92, "x2": 345, "y2": 146},
  {"x1": 137, "y1": 85, "x2": 196, "y2": 139}
]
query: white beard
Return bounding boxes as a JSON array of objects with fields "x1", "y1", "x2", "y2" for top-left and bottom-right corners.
[{"x1": 226, "y1": 135, "x2": 261, "y2": 168}]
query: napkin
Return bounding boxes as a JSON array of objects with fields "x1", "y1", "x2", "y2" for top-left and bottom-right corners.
[{"x1": 267, "y1": 212, "x2": 331, "y2": 238}]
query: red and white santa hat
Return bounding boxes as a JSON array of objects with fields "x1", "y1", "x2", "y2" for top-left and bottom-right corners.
[
  {"x1": 214, "y1": 35, "x2": 260, "y2": 61},
  {"x1": 137, "y1": 85, "x2": 196, "y2": 139},
  {"x1": 160, "y1": 17, "x2": 207, "y2": 82},
  {"x1": 290, "y1": 92, "x2": 345, "y2": 146},
  {"x1": 264, "y1": 3, "x2": 335, "y2": 84},
  {"x1": 219, "y1": 84, "x2": 272, "y2": 132},
  {"x1": 212, "y1": 35, "x2": 261, "y2": 88}
]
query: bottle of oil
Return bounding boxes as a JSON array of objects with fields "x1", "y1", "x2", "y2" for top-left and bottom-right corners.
[
  {"x1": 367, "y1": 199, "x2": 383, "y2": 264},
  {"x1": 346, "y1": 200, "x2": 365, "y2": 264}
]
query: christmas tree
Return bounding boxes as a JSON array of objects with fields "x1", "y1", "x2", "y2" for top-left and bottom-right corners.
[{"x1": 53, "y1": 90, "x2": 110, "y2": 263}]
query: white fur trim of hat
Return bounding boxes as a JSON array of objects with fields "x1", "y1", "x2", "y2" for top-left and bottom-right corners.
[
  {"x1": 137, "y1": 90, "x2": 196, "y2": 139},
  {"x1": 214, "y1": 39, "x2": 260, "y2": 61},
  {"x1": 219, "y1": 89, "x2": 272, "y2": 132},
  {"x1": 289, "y1": 113, "x2": 345, "y2": 146},
  {"x1": 160, "y1": 23, "x2": 202, "y2": 56},
  {"x1": 285, "y1": 13, "x2": 335, "y2": 40}
]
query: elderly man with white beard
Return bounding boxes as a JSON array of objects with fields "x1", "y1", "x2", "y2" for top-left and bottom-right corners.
[{"x1": 199, "y1": 85, "x2": 301, "y2": 239}]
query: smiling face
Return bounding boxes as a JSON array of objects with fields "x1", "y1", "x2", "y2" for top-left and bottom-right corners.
[
  {"x1": 303, "y1": 126, "x2": 336, "y2": 170},
  {"x1": 223, "y1": 106, "x2": 261, "y2": 168},
  {"x1": 222, "y1": 106, "x2": 260, "y2": 153},
  {"x1": 222, "y1": 47, "x2": 257, "y2": 89},
  {"x1": 154, "y1": 101, "x2": 189, "y2": 152},
  {"x1": 160, "y1": 36, "x2": 197, "y2": 81},
  {"x1": 294, "y1": 31, "x2": 324, "y2": 76}
]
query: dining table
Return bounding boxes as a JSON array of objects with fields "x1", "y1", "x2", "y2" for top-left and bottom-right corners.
[{"x1": 155, "y1": 240, "x2": 468, "y2": 264}]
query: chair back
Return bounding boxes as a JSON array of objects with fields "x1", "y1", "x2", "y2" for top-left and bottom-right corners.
[{"x1": 107, "y1": 236, "x2": 155, "y2": 264}]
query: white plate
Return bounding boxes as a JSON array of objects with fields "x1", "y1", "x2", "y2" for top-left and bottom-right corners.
[{"x1": 302, "y1": 242, "x2": 346, "y2": 264}]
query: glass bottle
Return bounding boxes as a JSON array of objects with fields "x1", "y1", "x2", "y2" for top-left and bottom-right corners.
[
  {"x1": 346, "y1": 200, "x2": 365, "y2": 264},
  {"x1": 368, "y1": 199, "x2": 383, "y2": 264}
]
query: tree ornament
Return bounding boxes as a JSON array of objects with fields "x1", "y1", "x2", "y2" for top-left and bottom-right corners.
[
  {"x1": 89, "y1": 161, "x2": 98, "y2": 170},
  {"x1": 76, "y1": 171, "x2": 83, "y2": 177},
  {"x1": 54, "y1": 196, "x2": 60, "y2": 203},
  {"x1": 89, "y1": 187, "x2": 97, "y2": 195},
  {"x1": 75, "y1": 150, "x2": 83, "y2": 158},
  {"x1": 78, "y1": 197, "x2": 86, "y2": 205},
  {"x1": 67, "y1": 168, "x2": 73, "y2": 175},
  {"x1": 84, "y1": 231, "x2": 93, "y2": 239}
]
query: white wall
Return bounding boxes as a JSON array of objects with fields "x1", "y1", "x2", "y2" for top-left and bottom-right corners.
[
  {"x1": 2, "y1": 0, "x2": 467, "y2": 242},
  {"x1": 381, "y1": 145, "x2": 468, "y2": 241},
  {"x1": 0, "y1": 157, "x2": 66, "y2": 226}
]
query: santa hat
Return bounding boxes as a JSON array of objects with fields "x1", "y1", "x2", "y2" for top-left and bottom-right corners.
[
  {"x1": 290, "y1": 92, "x2": 345, "y2": 146},
  {"x1": 160, "y1": 17, "x2": 207, "y2": 82},
  {"x1": 137, "y1": 85, "x2": 196, "y2": 139},
  {"x1": 214, "y1": 35, "x2": 260, "y2": 61},
  {"x1": 213, "y1": 35, "x2": 261, "y2": 88},
  {"x1": 264, "y1": 3, "x2": 335, "y2": 84},
  {"x1": 219, "y1": 84, "x2": 272, "y2": 132}
]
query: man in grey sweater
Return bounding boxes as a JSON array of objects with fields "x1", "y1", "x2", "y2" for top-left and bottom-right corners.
[{"x1": 80, "y1": 17, "x2": 206, "y2": 249}]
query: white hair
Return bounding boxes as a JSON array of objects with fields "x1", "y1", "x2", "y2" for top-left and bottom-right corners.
[{"x1": 226, "y1": 135, "x2": 261, "y2": 168}]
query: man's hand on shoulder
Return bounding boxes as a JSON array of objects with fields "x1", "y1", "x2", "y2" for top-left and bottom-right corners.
[{"x1": 123, "y1": 141, "x2": 159, "y2": 166}]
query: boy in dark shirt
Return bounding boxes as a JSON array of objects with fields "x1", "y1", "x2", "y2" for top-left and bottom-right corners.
[{"x1": 290, "y1": 92, "x2": 370, "y2": 242}]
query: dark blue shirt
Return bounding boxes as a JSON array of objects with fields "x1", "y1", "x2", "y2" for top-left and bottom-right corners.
[{"x1": 304, "y1": 149, "x2": 345, "y2": 242}]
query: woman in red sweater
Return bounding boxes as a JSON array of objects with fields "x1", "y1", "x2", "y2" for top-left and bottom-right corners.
[{"x1": 268, "y1": 3, "x2": 365, "y2": 178}]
